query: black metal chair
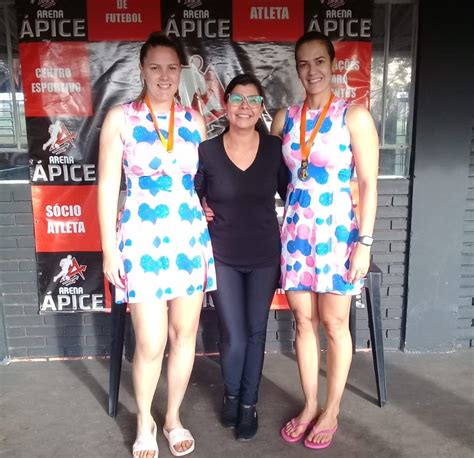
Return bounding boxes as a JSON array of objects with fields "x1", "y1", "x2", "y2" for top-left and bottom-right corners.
[
  {"x1": 349, "y1": 262, "x2": 387, "y2": 407},
  {"x1": 108, "y1": 295, "x2": 127, "y2": 417}
]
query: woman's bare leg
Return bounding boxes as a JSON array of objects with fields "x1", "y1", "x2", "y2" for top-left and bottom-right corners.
[
  {"x1": 306, "y1": 293, "x2": 352, "y2": 445},
  {"x1": 164, "y1": 293, "x2": 203, "y2": 453},
  {"x1": 131, "y1": 301, "x2": 168, "y2": 458},
  {"x1": 283, "y1": 291, "x2": 323, "y2": 438}
]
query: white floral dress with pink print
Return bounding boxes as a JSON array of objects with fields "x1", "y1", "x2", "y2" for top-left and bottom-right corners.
[
  {"x1": 115, "y1": 101, "x2": 216, "y2": 304},
  {"x1": 280, "y1": 97, "x2": 362, "y2": 295}
]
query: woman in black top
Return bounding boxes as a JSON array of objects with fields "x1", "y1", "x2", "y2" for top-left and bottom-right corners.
[{"x1": 195, "y1": 74, "x2": 288, "y2": 441}]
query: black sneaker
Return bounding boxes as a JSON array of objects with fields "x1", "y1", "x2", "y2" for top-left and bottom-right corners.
[
  {"x1": 236, "y1": 404, "x2": 258, "y2": 441},
  {"x1": 221, "y1": 395, "x2": 239, "y2": 428}
]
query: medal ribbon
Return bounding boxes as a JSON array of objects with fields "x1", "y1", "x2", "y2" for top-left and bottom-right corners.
[
  {"x1": 144, "y1": 95, "x2": 175, "y2": 153},
  {"x1": 299, "y1": 93, "x2": 334, "y2": 163}
]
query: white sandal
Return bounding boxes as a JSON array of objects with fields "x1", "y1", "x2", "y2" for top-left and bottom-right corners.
[
  {"x1": 133, "y1": 421, "x2": 158, "y2": 458},
  {"x1": 162, "y1": 426, "x2": 195, "y2": 457}
]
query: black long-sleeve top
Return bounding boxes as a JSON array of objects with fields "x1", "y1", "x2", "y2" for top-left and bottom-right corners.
[{"x1": 195, "y1": 132, "x2": 288, "y2": 268}]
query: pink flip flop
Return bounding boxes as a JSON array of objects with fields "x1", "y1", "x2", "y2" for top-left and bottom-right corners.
[
  {"x1": 280, "y1": 417, "x2": 315, "y2": 444},
  {"x1": 304, "y1": 425, "x2": 339, "y2": 450}
]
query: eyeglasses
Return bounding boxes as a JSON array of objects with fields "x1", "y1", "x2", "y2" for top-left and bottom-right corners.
[{"x1": 227, "y1": 93, "x2": 264, "y2": 107}]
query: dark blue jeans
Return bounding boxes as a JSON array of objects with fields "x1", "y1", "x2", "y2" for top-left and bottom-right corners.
[{"x1": 211, "y1": 259, "x2": 280, "y2": 405}]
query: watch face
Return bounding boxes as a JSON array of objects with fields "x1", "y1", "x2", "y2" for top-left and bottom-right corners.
[{"x1": 359, "y1": 236, "x2": 374, "y2": 246}]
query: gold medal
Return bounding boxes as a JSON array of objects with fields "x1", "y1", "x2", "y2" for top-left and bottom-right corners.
[{"x1": 298, "y1": 160, "x2": 309, "y2": 181}]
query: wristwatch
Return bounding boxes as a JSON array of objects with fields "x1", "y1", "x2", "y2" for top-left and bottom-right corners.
[{"x1": 358, "y1": 235, "x2": 374, "y2": 246}]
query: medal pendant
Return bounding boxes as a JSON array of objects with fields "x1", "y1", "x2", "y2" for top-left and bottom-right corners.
[
  {"x1": 298, "y1": 159, "x2": 309, "y2": 181},
  {"x1": 298, "y1": 166, "x2": 309, "y2": 181}
]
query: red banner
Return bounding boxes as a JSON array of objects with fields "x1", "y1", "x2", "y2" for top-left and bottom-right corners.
[
  {"x1": 232, "y1": 0, "x2": 303, "y2": 42},
  {"x1": 333, "y1": 41, "x2": 372, "y2": 108},
  {"x1": 31, "y1": 185, "x2": 101, "y2": 252},
  {"x1": 19, "y1": 42, "x2": 92, "y2": 117},
  {"x1": 87, "y1": 0, "x2": 162, "y2": 42}
]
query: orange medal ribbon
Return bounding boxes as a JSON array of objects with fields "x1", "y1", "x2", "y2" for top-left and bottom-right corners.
[
  {"x1": 144, "y1": 95, "x2": 175, "y2": 153},
  {"x1": 298, "y1": 93, "x2": 334, "y2": 180}
]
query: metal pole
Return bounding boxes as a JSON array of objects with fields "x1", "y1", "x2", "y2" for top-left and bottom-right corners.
[
  {"x1": 380, "y1": 2, "x2": 392, "y2": 148},
  {"x1": 4, "y1": 4, "x2": 23, "y2": 150}
]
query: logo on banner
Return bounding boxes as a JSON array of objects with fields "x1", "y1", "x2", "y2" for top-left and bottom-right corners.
[
  {"x1": 53, "y1": 254, "x2": 87, "y2": 286},
  {"x1": 179, "y1": 55, "x2": 226, "y2": 129},
  {"x1": 19, "y1": 0, "x2": 87, "y2": 40},
  {"x1": 306, "y1": 0, "x2": 371, "y2": 40},
  {"x1": 177, "y1": 0, "x2": 202, "y2": 8},
  {"x1": 36, "y1": 0, "x2": 57, "y2": 8},
  {"x1": 42, "y1": 120, "x2": 77, "y2": 155},
  {"x1": 31, "y1": 158, "x2": 96, "y2": 183},
  {"x1": 325, "y1": 0, "x2": 346, "y2": 8},
  {"x1": 30, "y1": 118, "x2": 96, "y2": 184},
  {"x1": 164, "y1": 0, "x2": 231, "y2": 38},
  {"x1": 39, "y1": 252, "x2": 105, "y2": 312}
]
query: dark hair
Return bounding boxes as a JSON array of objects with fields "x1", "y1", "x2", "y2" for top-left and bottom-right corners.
[
  {"x1": 139, "y1": 31, "x2": 187, "y2": 66},
  {"x1": 136, "y1": 32, "x2": 186, "y2": 103},
  {"x1": 224, "y1": 73, "x2": 266, "y2": 104},
  {"x1": 294, "y1": 31, "x2": 335, "y2": 63},
  {"x1": 223, "y1": 73, "x2": 267, "y2": 134}
]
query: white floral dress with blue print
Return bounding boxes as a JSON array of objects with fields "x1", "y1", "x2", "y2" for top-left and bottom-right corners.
[
  {"x1": 115, "y1": 101, "x2": 216, "y2": 304},
  {"x1": 280, "y1": 97, "x2": 362, "y2": 295}
]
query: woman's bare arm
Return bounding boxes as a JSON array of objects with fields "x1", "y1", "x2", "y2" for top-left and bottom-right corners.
[
  {"x1": 346, "y1": 104, "x2": 379, "y2": 283},
  {"x1": 97, "y1": 105, "x2": 126, "y2": 287}
]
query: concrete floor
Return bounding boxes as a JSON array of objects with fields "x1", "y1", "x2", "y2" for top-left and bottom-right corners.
[{"x1": 0, "y1": 351, "x2": 473, "y2": 458}]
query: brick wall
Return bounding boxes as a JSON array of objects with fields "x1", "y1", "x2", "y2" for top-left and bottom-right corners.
[
  {"x1": 0, "y1": 179, "x2": 409, "y2": 360},
  {"x1": 457, "y1": 126, "x2": 474, "y2": 349},
  {"x1": 353, "y1": 179, "x2": 409, "y2": 350}
]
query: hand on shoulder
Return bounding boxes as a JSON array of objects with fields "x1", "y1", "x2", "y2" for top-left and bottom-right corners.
[{"x1": 270, "y1": 108, "x2": 288, "y2": 138}]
